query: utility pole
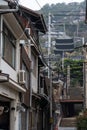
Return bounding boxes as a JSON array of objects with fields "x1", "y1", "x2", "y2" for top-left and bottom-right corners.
[
  {"x1": 83, "y1": 43, "x2": 87, "y2": 109},
  {"x1": 48, "y1": 12, "x2": 51, "y2": 78},
  {"x1": 48, "y1": 12, "x2": 53, "y2": 130},
  {"x1": 81, "y1": 36, "x2": 87, "y2": 109},
  {"x1": 63, "y1": 23, "x2": 66, "y2": 34},
  {"x1": 83, "y1": 0, "x2": 87, "y2": 109},
  {"x1": 62, "y1": 51, "x2": 64, "y2": 71}
]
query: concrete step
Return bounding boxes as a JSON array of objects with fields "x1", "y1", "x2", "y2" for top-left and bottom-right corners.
[
  {"x1": 58, "y1": 127, "x2": 77, "y2": 130},
  {"x1": 60, "y1": 117, "x2": 76, "y2": 127}
]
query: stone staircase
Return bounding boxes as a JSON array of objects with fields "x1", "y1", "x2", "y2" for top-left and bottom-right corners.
[
  {"x1": 58, "y1": 127, "x2": 77, "y2": 130},
  {"x1": 59, "y1": 117, "x2": 77, "y2": 127}
]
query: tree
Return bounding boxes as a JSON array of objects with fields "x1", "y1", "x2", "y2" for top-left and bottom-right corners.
[{"x1": 64, "y1": 59, "x2": 83, "y2": 87}]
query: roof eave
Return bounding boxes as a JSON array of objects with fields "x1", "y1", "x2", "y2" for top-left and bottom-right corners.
[{"x1": 19, "y1": 5, "x2": 47, "y2": 33}]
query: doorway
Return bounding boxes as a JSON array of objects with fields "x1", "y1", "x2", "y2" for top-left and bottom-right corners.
[{"x1": 0, "y1": 97, "x2": 10, "y2": 130}]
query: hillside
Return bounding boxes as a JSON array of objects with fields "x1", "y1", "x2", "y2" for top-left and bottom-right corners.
[
  {"x1": 39, "y1": 1, "x2": 87, "y2": 56},
  {"x1": 39, "y1": 1, "x2": 87, "y2": 36},
  {"x1": 38, "y1": 1, "x2": 86, "y2": 86}
]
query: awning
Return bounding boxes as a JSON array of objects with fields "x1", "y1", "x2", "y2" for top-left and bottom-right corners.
[{"x1": 32, "y1": 92, "x2": 50, "y2": 108}]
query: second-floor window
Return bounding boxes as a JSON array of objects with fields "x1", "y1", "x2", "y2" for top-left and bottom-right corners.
[{"x1": 2, "y1": 22, "x2": 16, "y2": 69}]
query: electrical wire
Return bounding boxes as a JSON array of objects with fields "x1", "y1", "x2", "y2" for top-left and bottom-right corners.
[
  {"x1": 15, "y1": 8, "x2": 51, "y2": 70},
  {"x1": 34, "y1": 0, "x2": 42, "y2": 9},
  {"x1": 11, "y1": 1, "x2": 84, "y2": 78}
]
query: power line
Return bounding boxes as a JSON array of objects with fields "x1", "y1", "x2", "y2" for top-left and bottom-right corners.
[
  {"x1": 34, "y1": 0, "x2": 42, "y2": 9},
  {"x1": 34, "y1": 0, "x2": 48, "y2": 19}
]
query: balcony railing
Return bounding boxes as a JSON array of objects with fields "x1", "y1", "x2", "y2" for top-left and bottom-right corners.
[{"x1": 60, "y1": 95, "x2": 70, "y2": 100}]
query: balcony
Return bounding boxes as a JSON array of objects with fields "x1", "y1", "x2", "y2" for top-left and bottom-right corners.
[{"x1": 0, "y1": 73, "x2": 26, "y2": 93}]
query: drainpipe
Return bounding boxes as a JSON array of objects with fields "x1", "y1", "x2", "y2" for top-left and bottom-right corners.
[{"x1": 48, "y1": 12, "x2": 53, "y2": 130}]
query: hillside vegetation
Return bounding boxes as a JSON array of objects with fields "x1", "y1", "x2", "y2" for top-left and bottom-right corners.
[
  {"x1": 39, "y1": 1, "x2": 86, "y2": 87},
  {"x1": 39, "y1": 1, "x2": 87, "y2": 38}
]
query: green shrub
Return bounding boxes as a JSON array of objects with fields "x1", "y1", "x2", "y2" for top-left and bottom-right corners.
[{"x1": 76, "y1": 109, "x2": 87, "y2": 130}]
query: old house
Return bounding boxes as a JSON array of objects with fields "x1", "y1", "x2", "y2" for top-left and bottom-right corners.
[
  {"x1": 17, "y1": 5, "x2": 50, "y2": 130},
  {"x1": 0, "y1": 0, "x2": 28, "y2": 130},
  {"x1": 0, "y1": 0, "x2": 51, "y2": 130}
]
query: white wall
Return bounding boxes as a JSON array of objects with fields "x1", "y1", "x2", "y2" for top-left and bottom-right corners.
[
  {"x1": 31, "y1": 53, "x2": 38, "y2": 93},
  {"x1": 1, "y1": 59, "x2": 18, "y2": 82},
  {"x1": 31, "y1": 73, "x2": 37, "y2": 93},
  {"x1": 0, "y1": 15, "x2": 20, "y2": 83}
]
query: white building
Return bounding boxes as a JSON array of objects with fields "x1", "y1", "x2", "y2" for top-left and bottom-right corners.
[{"x1": 0, "y1": 1, "x2": 28, "y2": 130}]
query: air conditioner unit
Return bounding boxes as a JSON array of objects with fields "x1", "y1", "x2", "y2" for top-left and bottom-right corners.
[
  {"x1": 25, "y1": 28, "x2": 31, "y2": 35},
  {"x1": 40, "y1": 88, "x2": 44, "y2": 94},
  {"x1": 19, "y1": 40, "x2": 25, "y2": 45},
  {"x1": 18, "y1": 70, "x2": 26, "y2": 84},
  {"x1": 31, "y1": 61, "x2": 33, "y2": 70}
]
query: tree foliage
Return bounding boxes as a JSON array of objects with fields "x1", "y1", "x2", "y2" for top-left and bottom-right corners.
[
  {"x1": 39, "y1": 1, "x2": 87, "y2": 38},
  {"x1": 64, "y1": 59, "x2": 83, "y2": 87},
  {"x1": 76, "y1": 109, "x2": 87, "y2": 130}
]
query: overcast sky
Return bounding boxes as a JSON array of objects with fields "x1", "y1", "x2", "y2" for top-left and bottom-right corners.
[{"x1": 19, "y1": 0, "x2": 84, "y2": 10}]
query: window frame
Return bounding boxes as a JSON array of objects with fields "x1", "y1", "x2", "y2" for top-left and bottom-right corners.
[{"x1": 2, "y1": 22, "x2": 16, "y2": 69}]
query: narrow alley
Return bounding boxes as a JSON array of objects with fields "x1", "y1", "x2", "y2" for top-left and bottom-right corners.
[{"x1": 0, "y1": 0, "x2": 86, "y2": 130}]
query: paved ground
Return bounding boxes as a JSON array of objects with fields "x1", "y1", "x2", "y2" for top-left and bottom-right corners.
[{"x1": 58, "y1": 127, "x2": 77, "y2": 130}]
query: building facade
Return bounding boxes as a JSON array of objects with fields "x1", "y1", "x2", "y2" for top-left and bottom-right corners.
[{"x1": 0, "y1": 1, "x2": 50, "y2": 130}]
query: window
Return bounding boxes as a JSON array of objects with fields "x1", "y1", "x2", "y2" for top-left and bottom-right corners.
[{"x1": 2, "y1": 22, "x2": 16, "y2": 69}]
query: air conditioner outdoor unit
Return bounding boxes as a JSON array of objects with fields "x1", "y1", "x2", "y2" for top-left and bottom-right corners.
[
  {"x1": 40, "y1": 88, "x2": 44, "y2": 94},
  {"x1": 18, "y1": 70, "x2": 26, "y2": 84},
  {"x1": 19, "y1": 40, "x2": 25, "y2": 45},
  {"x1": 25, "y1": 28, "x2": 31, "y2": 35}
]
